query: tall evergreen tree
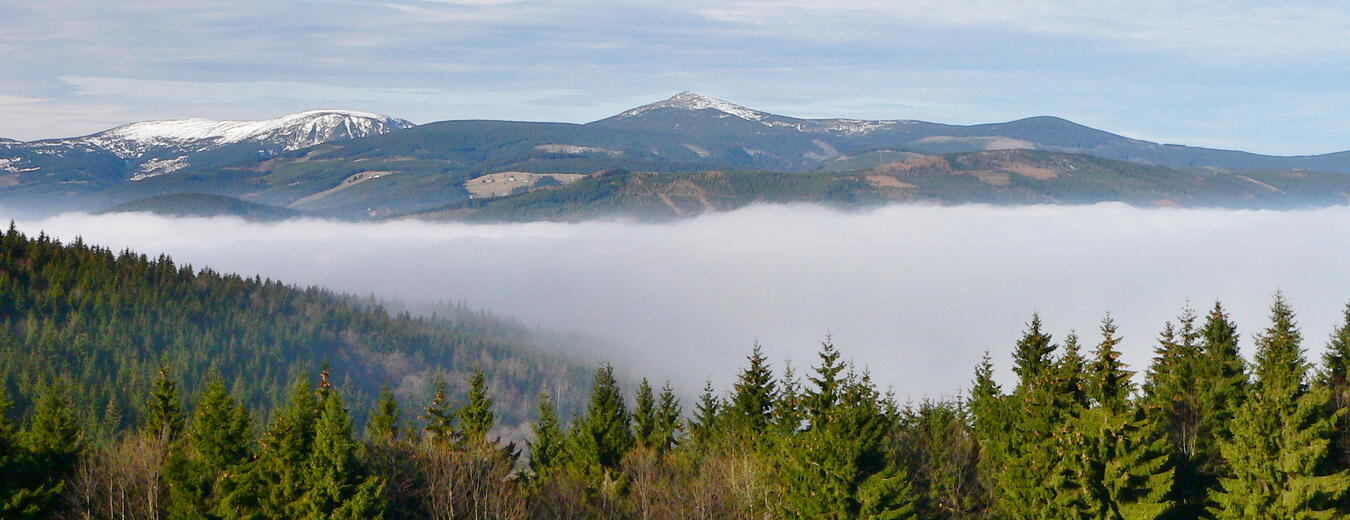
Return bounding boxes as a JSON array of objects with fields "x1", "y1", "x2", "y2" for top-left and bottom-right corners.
[
  {"x1": 1080, "y1": 317, "x2": 1175, "y2": 520},
  {"x1": 166, "y1": 376, "x2": 254, "y2": 520},
  {"x1": 1141, "y1": 306, "x2": 1210, "y2": 520},
  {"x1": 689, "y1": 379, "x2": 721, "y2": 445},
  {"x1": 0, "y1": 390, "x2": 56, "y2": 520},
  {"x1": 365, "y1": 387, "x2": 401, "y2": 443},
  {"x1": 529, "y1": 391, "x2": 564, "y2": 477},
  {"x1": 17, "y1": 381, "x2": 80, "y2": 520},
  {"x1": 460, "y1": 368, "x2": 495, "y2": 444},
  {"x1": 775, "y1": 360, "x2": 806, "y2": 433},
  {"x1": 631, "y1": 379, "x2": 658, "y2": 449},
  {"x1": 727, "y1": 342, "x2": 777, "y2": 438},
  {"x1": 1211, "y1": 295, "x2": 1350, "y2": 519},
  {"x1": 568, "y1": 364, "x2": 633, "y2": 480},
  {"x1": 652, "y1": 382, "x2": 682, "y2": 452},
  {"x1": 301, "y1": 391, "x2": 385, "y2": 520},
  {"x1": 223, "y1": 375, "x2": 321, "y2": 520},
  {"x1": 146, "y1": 365, "x2": 186, "y2": 443},
  {"x1": 778, "y1": 341, "x2": 918, "y2": 519},
  {"x1": 969, "y1": 351, "x2": 1007, "y2": 509},
  {"x1": 1012, "y1": 314, "x2": 1056, "y2": 384},
  {"x1": 419, "y1": 380, "x2": 457, "y2": 445},
  {"x1": 1317, "y1": 303, "x2": 1350, "y2": 473}
]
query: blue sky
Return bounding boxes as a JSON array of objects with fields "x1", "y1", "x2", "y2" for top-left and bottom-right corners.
[{"x1": 2, "y1": 0, "x2": 1348, "y2": 155}]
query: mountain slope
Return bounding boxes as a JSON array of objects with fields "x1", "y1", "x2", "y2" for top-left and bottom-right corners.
[
  {"x1": 0, "y1": 226, "x2": 592, "y2": 433},
  {"x1": 0, "y1": 110, "x2": 412, "y2": 215},
  {"x1": 404, "y1": 150, "x2": 1350, "y2": 222},
  {"x1": 101, "y1": 193, "x2": 303, "y2": 221},
  {"x1": 5, "y1": 93, "x2": 1350, "y2": 219}
]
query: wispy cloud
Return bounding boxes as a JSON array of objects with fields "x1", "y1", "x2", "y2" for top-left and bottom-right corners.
[{"x1": 2, "y1": 0, "x2": 1349, "y2": 153}]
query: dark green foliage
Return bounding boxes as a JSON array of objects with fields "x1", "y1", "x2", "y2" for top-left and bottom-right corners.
[
  {"x1": 1080, "y1": 318, "x2": 1175, "y2": 520},
  {"x1": 631, "y1": 378, "x2": 657, "y2": 449},
  {"x1": 365, "y1": 387, "x2": 401, "y2": 443},
  {"x1": 460, "y1": 368, "x2": 495, "y2": 444},
  {"x1": 777, "y1": 340, "x2": 919, "y2": 519},
  {"x1": 652, "y1": 382, "x2": 682, "y2": 452},
  {"x1": 166, "y1": 376, "x2": 253, "y2": 520},
  {"x1": 567, "y1": 364, "x2": 633, "y2": 481},
  {"x1": 419, "y1": 381, "x2": 457, "y2": 445},
  {"x1": 301, "y1": 391, "x2": 385, "y2": 520},
  {"x1": 727, "y1": 342, "x2": 778, "y2": 438},
  {"x1": 689, "y1": 379, "x2": 721, "y2": 445},
  {"x1": 0, "y1": 227, "x2": 591, "y2": 438},
  {"x1": 0, "y1": 389, "x2": 62, "y2": 520},
  {"x1": 1211, "y1": 295, "x2": 1350, "y2": 519},
  {"x1": 528, "y1": 391, "x2": 563, "y2": 477},
  {"x1": 146, "y1": 365, "x2": 186, "y2": 443},
  {"x1": 11, "y1": 382, "x2": 82, "y2": 519},
  {"x1": 1317, "y1": 304, "x2": 1350, "y2": 474}
]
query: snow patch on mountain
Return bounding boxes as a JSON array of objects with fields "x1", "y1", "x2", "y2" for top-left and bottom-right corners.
[
  {"x1": 128, "y1": 156, "x2": 191, "y2": 181},
  {"x1": 615, "y1": 92, "x2": 904, "y2": 136},
  {"x1": 82, "y1": 110, "x2": 414, "y2": 159},
  {"x1": 617, "y1": 92, "x2": 769, "y2": 121}
]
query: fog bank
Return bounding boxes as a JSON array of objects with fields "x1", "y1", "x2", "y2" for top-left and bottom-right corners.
[{"x1": 17, "y1": 203, "x2": 1350, "y2": 399}]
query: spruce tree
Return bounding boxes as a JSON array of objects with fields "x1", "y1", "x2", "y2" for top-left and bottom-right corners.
[
  {"x1": 778, "y1": 342, "x2": 918, "y2": 519},
  {"x1": 632, "y1": 378, "x2": 657, "y2": 449},
  {"x1": 460, "y1": 368, "x2": 495, "y2": 444},
  {"x1": 17, "y1": 381, "x2": 80, "y2": 520},
  {"x1": 166, "y1": 376, "x2": 254, "y2": 520},
  {"x1": 567, "y1": 364, "x2": 633, "y2": 480},
  {"x1": 1081, "y1": 316, "x2": 1175, "y2": 520},
  {"x1": 969, "y1": 351, "x2": 1008, "y2": 508},
  {"x1": 1211, "y1": 295, "x2": 1350, "y2": 519},
  {"x1": 652, "y1": 382, "x2": 682, "y2": 452},
  {"x1": 1012, "y1": 314, "x2": 1056, "y2": 383},
  {"x1": 1141, "y1": 306, "x2": 1210, "y2": 519},
  {"x1": 775, "y1": 360, "x2": 805, "y2": 433},
  {"x1": 419, "y1": 380, "x2": 457, "y2": 445},
  {"x1": 529, "y1": 391, "x2": 564, "y2": 477},
  {"x1": 689, "y1": 379, "x2": 721, "y2": 445},
  {"x1": 146, "y1": 365, "x2": 186, "y2": 443},
  {"x1": 1317, "y1": 303, "x2": 1350, "y2": 473},
  {"x1": 224, "y1": 375, "x2": 320, "y2": 520},
  {"x1": 0, "y1": 390, "x2": 56, "y2": 520},
  {"x1": 365, "y1": 386, "x2": 401, "y2": 443},
  {"x1": 727, "y1": 342, "x2": 777, "y2": 438},
  {"x1": 301, "y1": 390, "x2": 385, "y2": 520}
]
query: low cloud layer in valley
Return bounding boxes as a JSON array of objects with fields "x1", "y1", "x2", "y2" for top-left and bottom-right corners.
[{"x1": 17, "y1": 203, "x2": 1350, "y2": 400}]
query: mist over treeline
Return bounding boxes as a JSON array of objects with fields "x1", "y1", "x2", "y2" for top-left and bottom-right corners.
[
  {"x1": 18, "y1": 202, "x2": 1350, "y2": 398},
  {"x1": 6, "y1": 286, "x2": 1350, "y2": 519}
]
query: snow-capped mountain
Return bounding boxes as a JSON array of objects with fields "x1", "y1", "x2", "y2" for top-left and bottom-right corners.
[
  {"x1": 602, "y1": 91, "x2": 902, "y2": 136},
  {"x1": 1, "y1": 110, "x2": 413, "y2": 181},
  {"x1": 90, "y1": 110, "x2": 413, "y2": 157}
]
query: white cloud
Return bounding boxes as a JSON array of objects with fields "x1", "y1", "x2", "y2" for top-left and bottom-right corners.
[{"x1": 17, "y1": 203, "x2": 1350, "y2": 400}]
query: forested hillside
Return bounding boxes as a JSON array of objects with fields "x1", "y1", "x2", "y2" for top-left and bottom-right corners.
[
  {"x1": 0, "y1": 226, "x2": 593, "y2": 439},
  {"x1": 409, "y1": 150, "x2": 1350, "y2": 222},
  {"x1": 2, "y1": 231, "x2": 1349, "y2": 519}
]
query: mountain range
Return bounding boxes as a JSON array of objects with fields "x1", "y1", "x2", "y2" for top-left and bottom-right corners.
[{"x1": 4, "y1": 92, "x2": 1349, "y2": 220}]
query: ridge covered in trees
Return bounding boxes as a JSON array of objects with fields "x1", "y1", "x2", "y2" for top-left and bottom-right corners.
[
  {"x1": 0, "y1": 225, "x2": 593, "y2": 436},
  {"x1": 4, "y1": 227, "x2": 1350, "y2": 519}
]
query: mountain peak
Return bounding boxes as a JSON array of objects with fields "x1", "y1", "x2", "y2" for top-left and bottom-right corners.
[
  {"x1": 99, "y1": 110, "x2": 412, "y2": 145},
  {"x1": 617, "y1": 91, "x2": 768, "y2": 121}
]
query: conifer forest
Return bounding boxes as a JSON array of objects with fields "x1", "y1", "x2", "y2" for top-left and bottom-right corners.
[{"x1": 3, "y1": 228, "x2": 1350, "y2": 519}]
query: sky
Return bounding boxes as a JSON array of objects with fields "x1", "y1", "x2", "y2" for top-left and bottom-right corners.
[
  {"x1": 18, "y1": 203, "x2": 1350, "y2": 400},
  {"x1": 2, "y1": 0, "x2": 1349, "y2": 155}
]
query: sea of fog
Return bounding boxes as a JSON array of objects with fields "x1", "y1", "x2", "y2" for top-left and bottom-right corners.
[{"x1": 16, "y1": 203, "x2": 1350, "y2": 400}]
